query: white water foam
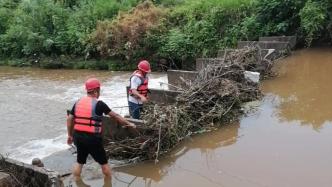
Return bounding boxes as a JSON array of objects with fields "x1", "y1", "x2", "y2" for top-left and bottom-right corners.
[{"x1": 7, "y1": 134, "x2": 69, "y2": 163}]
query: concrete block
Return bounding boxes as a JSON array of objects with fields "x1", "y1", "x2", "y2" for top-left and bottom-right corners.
[
  {"x1": 259, "y1": 41, "x2": 290, "y2": 51},
  {"x1": 259, "y1": 36, "x2": 297, "y2": 49},
  {"x1": 237, "y1": 41, "x2": 258, "y2": 49},
  {"x1": 196, "y1": 58, "x2": 224, "y2": 71},
  {"x1": 167, "y1": 70, "x2": 198, "y2": 90},
  {"x1": 244, "y1": 71, "x2": 260, "y2": 83}
]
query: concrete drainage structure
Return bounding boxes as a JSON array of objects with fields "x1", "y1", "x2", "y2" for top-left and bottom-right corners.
[{"x1": 167, "y1": 36, "x2": 296, "y2": 90}]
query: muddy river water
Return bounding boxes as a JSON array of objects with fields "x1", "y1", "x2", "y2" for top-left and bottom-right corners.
[{"x1": 1, "y1": 48, "x2": 332, "y2": 187}]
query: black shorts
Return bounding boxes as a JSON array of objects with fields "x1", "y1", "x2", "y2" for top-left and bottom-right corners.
[{"x1": 73, "y1": 132, "x2": 108, "y2": 165}]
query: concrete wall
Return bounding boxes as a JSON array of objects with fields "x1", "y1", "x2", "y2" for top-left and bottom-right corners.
[
  {"x1": 181, "y1": 60, "x2": 196, "y2": 71},
  {"x1": 167, "y1": 70, "x2": 198, "y2": 90},
  {"x1": 149, "y1": 88, "x2": 182, "y2": 104},
  {"x1": 217, "y1": 49, "x2": 236, "y2": 58},
  {"x1": 0, "y1": 157, "x2": 61, "y2": 187},
  {"x1": 102, "y1": 116, "x2": 142, "y2": 140},
  {"x1": 218, "y1": 49, "x2": 279, "y2": 60},
  {"x1": 259, "y1": 36, "x2": 297, "y2": 49},
  {"x1": 126, "y1": 86, "x2": 182, "y2": 104},
  {"x1": 237, "y1": 41, "x2": 290, "y2": 51},
  {"x1": 196, "y1": 58, "x2": 224, "y2": 71}
]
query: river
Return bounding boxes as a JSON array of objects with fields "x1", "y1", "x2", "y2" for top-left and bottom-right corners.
[{"x1": 1, "y1": 48, "x2": 332, "y2": 187}]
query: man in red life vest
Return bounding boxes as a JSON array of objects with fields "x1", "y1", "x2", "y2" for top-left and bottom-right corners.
[
  {"x1": 66, "y1": 78, "x2": 135, "y2": 180},
  {"x1": 128, "y1": 60, "x2": 151, "y2": 119}
]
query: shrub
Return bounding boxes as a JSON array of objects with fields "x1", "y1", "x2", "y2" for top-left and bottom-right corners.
[
  {"x1": 0, "y1": 0, "x2": 69, "y2": 56},
  {"x1": 159, "y1": 28, "x2": 194, "y2": 62},
  {"x1": 300, "y1": 0, "x2": 328, "y2": 46},
  {"x1": 158, "y1": 0, "x2": 254, "y2": 64},
  {"x1": 255, "y1": 0, "x2": 305, "y2": 36},
  {"x1": 89, "y1": 1, "x2": 166, "y2": 60},
  {"x1": 223, "y1": 15, "x2": 261, "y2": 47}
]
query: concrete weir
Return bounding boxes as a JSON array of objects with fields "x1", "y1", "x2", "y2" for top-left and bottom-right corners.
[
  {"x1": 149, "y1": 88, "x2": 182, "y2": 104},
  {"x1": 259, "y1": 36, "x2": 297, "y2": 49},
  {"x1": 165, "y1": 36, "x2": 296, "y2": 91},
  {"x1": 237, "y1": 41, "x2": 290, "y2": 51},
  {"x1": 167, "y1": 70, "x2": 198, "y2": 90},
  {"x1": 217, "y1": 49, "x2": 278, "y2": 61}
]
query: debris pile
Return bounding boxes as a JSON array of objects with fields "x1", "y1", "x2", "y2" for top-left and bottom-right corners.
[{"x1": 105, "y1": 46, "x2": 276, "y2": 162}]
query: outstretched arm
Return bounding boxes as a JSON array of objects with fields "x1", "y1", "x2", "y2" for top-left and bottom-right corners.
[{"x1": 108, "y1": 111, "x2": 136, "y2": 128}]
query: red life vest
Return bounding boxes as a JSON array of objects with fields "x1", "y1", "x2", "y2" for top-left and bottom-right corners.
[
  {"x1": 74, "y1": 96, "x2": 102, "y2": 134},
  {"x1": 129, "y1": 70, "x2": 149, "y2": 97}
]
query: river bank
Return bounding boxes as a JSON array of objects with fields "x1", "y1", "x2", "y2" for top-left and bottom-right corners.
[
  {"x1": 0, "y1": 57, "x2": 138, "y2": 71},
  {"x1": 1, "y1": 0, "x2": 331, "y2": 68}
]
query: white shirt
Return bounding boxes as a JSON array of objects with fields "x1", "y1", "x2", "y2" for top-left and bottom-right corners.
[{"x1": 128, "y1": 75, "x2": 144, "y2": 104}]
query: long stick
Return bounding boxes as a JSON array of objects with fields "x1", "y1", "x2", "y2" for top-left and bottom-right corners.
[{"x1": 159, "y1": 82, "x2": 183, "y2": 90}]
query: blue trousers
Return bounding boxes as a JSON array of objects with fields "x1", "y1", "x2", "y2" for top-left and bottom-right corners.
[{"x1": 128, "y1": 101, "x2": 143, "y2": 119}]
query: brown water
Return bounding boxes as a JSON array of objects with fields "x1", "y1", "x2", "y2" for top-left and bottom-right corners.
[{"x1": 2, "y1": 48, "x2": 332, "y2": 187}]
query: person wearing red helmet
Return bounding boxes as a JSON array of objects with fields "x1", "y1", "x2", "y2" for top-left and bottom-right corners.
[
  {"x1": 66, "y1": 78, "x2": 136, "y2": 180},
  {"x1": 128, "y1": 60, "x2": 151, "y2": 119}
]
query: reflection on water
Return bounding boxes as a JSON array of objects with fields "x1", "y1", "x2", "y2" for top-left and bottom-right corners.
[
  {"x1": 263, "y1": 48, "x2": 332, "y2": 130},
  {"x1": 74, "y1": 178, "x2": 91, "y2": 187},
  {"x1": 115, "y1": 123, "x2": 239, "y2": 182},
  {"x1": 63, "y1": 123, "x2": 240, "y2": 187},
  {"x1": 72, "y1": 177, "x2": 112, "y2": 187}
]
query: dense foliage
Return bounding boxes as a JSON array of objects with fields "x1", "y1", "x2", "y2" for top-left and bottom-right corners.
[{"x1": 0, "y1": 0, "x2": 331, "y2": 69}]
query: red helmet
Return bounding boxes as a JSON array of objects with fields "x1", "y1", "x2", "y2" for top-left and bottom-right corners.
[
  {"x1": 85, "y1": 78, "x2": 101, "y2": 91},
  {"x1": 138, "y1": 60, "x2": 151, "y2": 73}
]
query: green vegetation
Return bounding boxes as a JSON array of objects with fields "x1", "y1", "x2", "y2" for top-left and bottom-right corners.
[{"x1": 0, "y1": 0, "x2": 331, "y2": 70}]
